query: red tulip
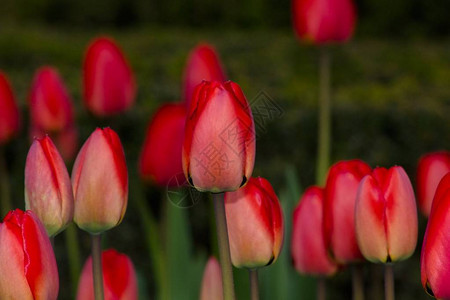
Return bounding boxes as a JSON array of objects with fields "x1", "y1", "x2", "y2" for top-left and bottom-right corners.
[
  {"x1": 139, "y1": 103, "x2": 186, "y2": 187},
  {"x1": 225, "y1": 177, "x2": 284, "y2": 268},
  {"x1": 0, "y1": 209, "x2": 59, "y2": 300},
  {"x1": 76, "y1": 249, "x2": 138, "y2": 300},
  {"x1": 0, "y1": 72, "x2": 20, "y2": 144},
  {"x1": 291, "y1": 186, "x2": 338, "y2": 276},
  {"x1": 323, "y1": 159, "x2": 371, "y2": 264},
  {"x1": 355, "y1": 166, "x2": 418, "y2": 263},
  {"x1": 25, "y1": 136, "x2": 74, "y2": 236},
  {"x1": 182, "y1": 81, "x2": 255, "y2": 193},
  {"x1": 183, "y1": 44, "x2": 226, "y2": 108},
  {"x1": 292, "y1": 0, "x2": 356, "y2": 44},
  {"x1": 29, "y1": 66, "x2": 74, "y2": 132},
  {"x1": 417, "y1": 151, "x2": 450, "y2": 217},
  {"x1": 421, "y1": 173, "x2": 450, "y2": 299},
  {"x1": 72, "y1": 128, "x2": 128, "y2": 234},
  {"x1": 83, "y1": 37, "x2": 136, "y2": 116},
  {"x1": 200, "y1": 257, "x2": 223, "y2": 300}
]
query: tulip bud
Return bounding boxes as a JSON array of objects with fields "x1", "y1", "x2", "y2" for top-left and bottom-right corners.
[
  {"x1": 183, "y1": 43, "x2": 226, "y2": 108},
  {"x1": 0, "y1": 209, "x2": 59, "y2": 300},
  {"x1": 25, "y1": 136, "x2": 74, "y2": 236},
  {"x1": 82, "y1": 37, "x2": 136, "y2": 116},
  {"x1": 416, "y1": 151, "x2": 450, "y2": 217},
  {"x1": 29, "y1": 66, "x2": 74, "y2": 133},
  {"x1": 72, "y1": 128, "x2": 128, "y2": 234},
  {"x1": 225, "y1": 177, "x2": 284, "y2": 268},
  {"x1": 292, "y1": 0, "x2": 356, "y2": 44},
  {"x1": 182, "y1": 81, "x2": 255, "y2": 193},
  {"x1": 0, "y1": 72, "x2": 20, "y2": 144},
  {"x1": 291, "y1": 186, "x2": 338, "y2": 276},
  {"x1": 200, "y1": 257, "x2": 223, "y2": 300},
  {"x1": 76, "y1": 249, "x2": 138, "y2": 300},
  {"x1": 421, "y1": 173, "x2": 450, "y2": 299},
  {"x1": 139, "y1": 103, "x2": 186, "y2": 187},
  {"x1": 355, "y1": 166, "x2": 418, "y2": 263},
  {"x1": 323, "y1": 159, "x2": 371, "y2": 264},
  {"x1": 31, "y1": 125, "x2": 79, "y2": 162}
]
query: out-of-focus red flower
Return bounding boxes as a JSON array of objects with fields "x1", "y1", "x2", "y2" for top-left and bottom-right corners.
[
  {"x1": 291, "y1": 186, "x2": 338, "y2": 276},
  {"x1": 0, "y1": 72, "x2": 20, "y2": 144},
  {"x1": 0, "y1": 209, "x2": 59, "y2": 300},
  {"x1": 76, "y1": 249, "x2": 138, "y2": 300},
  {"x1": 182, "y1": 81, "x2": 255, "y2": 193},
  {"x1": 200, "y1": 257, "x2": 223, "y2": 300},
  {"x1": 83, "y1": 37, "x2": 136, "y2": 117}
]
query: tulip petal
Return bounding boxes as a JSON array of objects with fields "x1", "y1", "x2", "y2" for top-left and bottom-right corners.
[{"x1": 200, "y1": 257, "x2": 223, "y2": 300}]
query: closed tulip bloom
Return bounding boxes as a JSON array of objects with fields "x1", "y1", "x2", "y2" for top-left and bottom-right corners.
[
  {"x1": 355, "y1": 166, "x2": 418, "y2": 263},
  {"x1": 291, "y1": 186, "x2": 338, "y2": 276},
  {"x1": 31, "y1": 125, "x2": 79, "y2": 162},
  {"x1": 83, "y1": 37, "x2": 136, "y2": 116},
  {"x1": 323, "y1": 159, "x2": 371, "y2": 264},
  {"x1": 183, "y1": 43, "x2": 226, "y2": 108},
  {"x1": 421, "y1": 173, "x2": 450, "y2": 299},
  {"x1": 225, "y1": 177, "x2": 284, "y2": 268},
  {"x1": 29, "y1": 66, "x2": 74, "y2": 132},
  {"x1": 0, "y1": 72, "x2": 20, "y2": 144},
  {"x1": 25, "y1": 136, "x2": 74, "y2": 236},
  {"x1": 76, "y1": 249, "x2": 138, "y2": 300},
  {"x1": 182, "y1": 81, "x2": 255, "y2": 193},
  {"x1": 292, "y1": 0, "x2": 356, "y2": 44},
  {"x1": 417, "y1": 151, "x2": 450, "y2": 217},
  {"x1": 200, "y1": 257, "x2": 223, "y2": 300},
  {"x1": 72, "y1": 128, "x2": 128, "y2": 234},
  {"x1": 0, "y1": 209, "x2": 59, "y2": 300},
  {"x1": 139, "y1": 103, "x2": 186, "y2": 187}
]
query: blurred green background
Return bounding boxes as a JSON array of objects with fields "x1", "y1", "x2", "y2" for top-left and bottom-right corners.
[{"x1": 0, "y1": 0, "x2": 449, "y2": 299}]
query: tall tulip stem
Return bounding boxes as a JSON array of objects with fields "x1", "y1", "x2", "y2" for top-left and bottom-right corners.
[
  {"x1": 65, "y1": 223, "x2": 82, "y2": 295},
  {"x1": 317, "y1": 277, "x2": 326, "y2": 300},
  {"x1": 91, "y1": 234, "x2": 104, "y2": 300},
  {"x1": 0, "y1": 147, "x2": 12, "y2": 217},
  {"x1": 212, "y1": 193, "x2": 235, "y2": 300},
  {"x1": 316, "y1": 46, "x2": 331, "y2": 185},
  {"x1": 384, "y1": 264, "x2": 395, "y2": 300},
  {"x1": 249, "y1": 269, "x2": 259, "y2": 300},
  {"x1": 352, "y1": 264, "x2": 364, "y2": 300}
]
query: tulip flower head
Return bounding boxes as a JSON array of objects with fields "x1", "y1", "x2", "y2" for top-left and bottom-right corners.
[
  {"x1": 200, "y1": 257, "x2": 223, "y2": 300},
  {"x1": 183, "y1": 43, "x2": 226, "y2": 108},
  {"x1": 0, "y1": 72, "x2": 20, "y2": 144},
  {"x1": 292, "y1": 0, "x2": 356, "y2": 44},
  {"x1": 76, "y1": 249, "x2": 138, "y2": 300},
  {"x1": 323, "y1": 159, "x2": 371, "y2": 264},
  {"x1": 139, "y1": 103, "x2": 187, "y2": 187},
  {"x1": 0, "y1": 209, "x2": 59, "y2": 300},
  {"x1": 417, "y1": 151, "x2": 450, "y2": 217},
  {"x1": 83, "y1": 37, "x2": 136, "y2": 116},
  {"x1": 421, "y1": 173, "x2": 450, "y2": 299},
  {"x1": 291, "y1": 186, "x2": 338, "y2": 276},
  {"x1": 182, "y1": 80, "x2": 255, "y2": 193},
  {"x1": 25, "y1": 136, "x2": 74, "y2": 236},
  {"x1": 355, "y1": 166, "x2": 418, "y2": 263},
  {"x1": 72, "y1": 128, "x2": 128, "y2": 234},
  {"x1": 225, "y1": 177, "x2": 284, "y2": 268}
]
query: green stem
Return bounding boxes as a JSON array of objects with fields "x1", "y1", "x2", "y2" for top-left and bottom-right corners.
[
  {"x1": 91, "y1": 234, "x2": 104, "y2": 300},
  {"x1": 209, "y1": 194, "x2": 219, "y2": 258},
  {"x1": 249, "y1": 269, "x2": 259, "y2": 300},
  {"x1": 352, "y1": 264, "x2": 364, "y2": 300},
  {"x1": 212, "y1": 193, "x2": 235, "y2": 300},
  {"x1": 65, "y1": 223, "x2": 81, "y2": 295},
  {"x1": 384, "y1": 264, "x2": 395, "y2": 300},
  {"x1": 317, "y1": 277, "x2": 326, "y2": 300},
  {"x1": 316, "y1": 47, "x2": 331, "y2": 185},
  {"x1": 0, "y1": 147, "x2": 12, "y2": 217}
]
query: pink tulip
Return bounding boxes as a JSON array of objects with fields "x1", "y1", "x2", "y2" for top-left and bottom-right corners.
[
  {"x1": 416, "y1": 151, "x2": 450, "y2": 216},
  {"x1": 30, "y1": 125, "x2": 79, "y2": 162},
  {"x1": 291, "y1": 186, "x2": 338, "y2": 276},
  {"x1": 76, "y1": 249, "x2": 138, "y2": 300},
  {"x1": 0, "y1": 209, "x2": 59, "y2": 300},
  {"x1": 83, "y1": 37, "x2": 136, "y2": 116},
  {"x1": 25, "y1": 136, "x2": 74, "y2": 236},
  {"x1": 139, "y1": 103, "x2": 186, "y2": 187},
  {"x1": 183, "y1": 43, "x2": 226, "y2": 108},
  {"x1": 0, "y1": 72, "x2": 20, "y2": 144},
  {"x1": 200, "y1": 257, "x2": 223, "y2": 300},
  {"x1": 182, "y1": 81, "x2": 255, "y2": 193},
  {"x1": 323, "y1": 159, "x2": 371, "y2": 264},
  {"x1": 72, "y1": 128, "x2": 128, "y2": 234},
  {"x1": 225, "y1": 177, "x2": 284, "y2": 268},
  {"x1": 355, "y1": 166, "x2": 418, "y2": 263}
]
